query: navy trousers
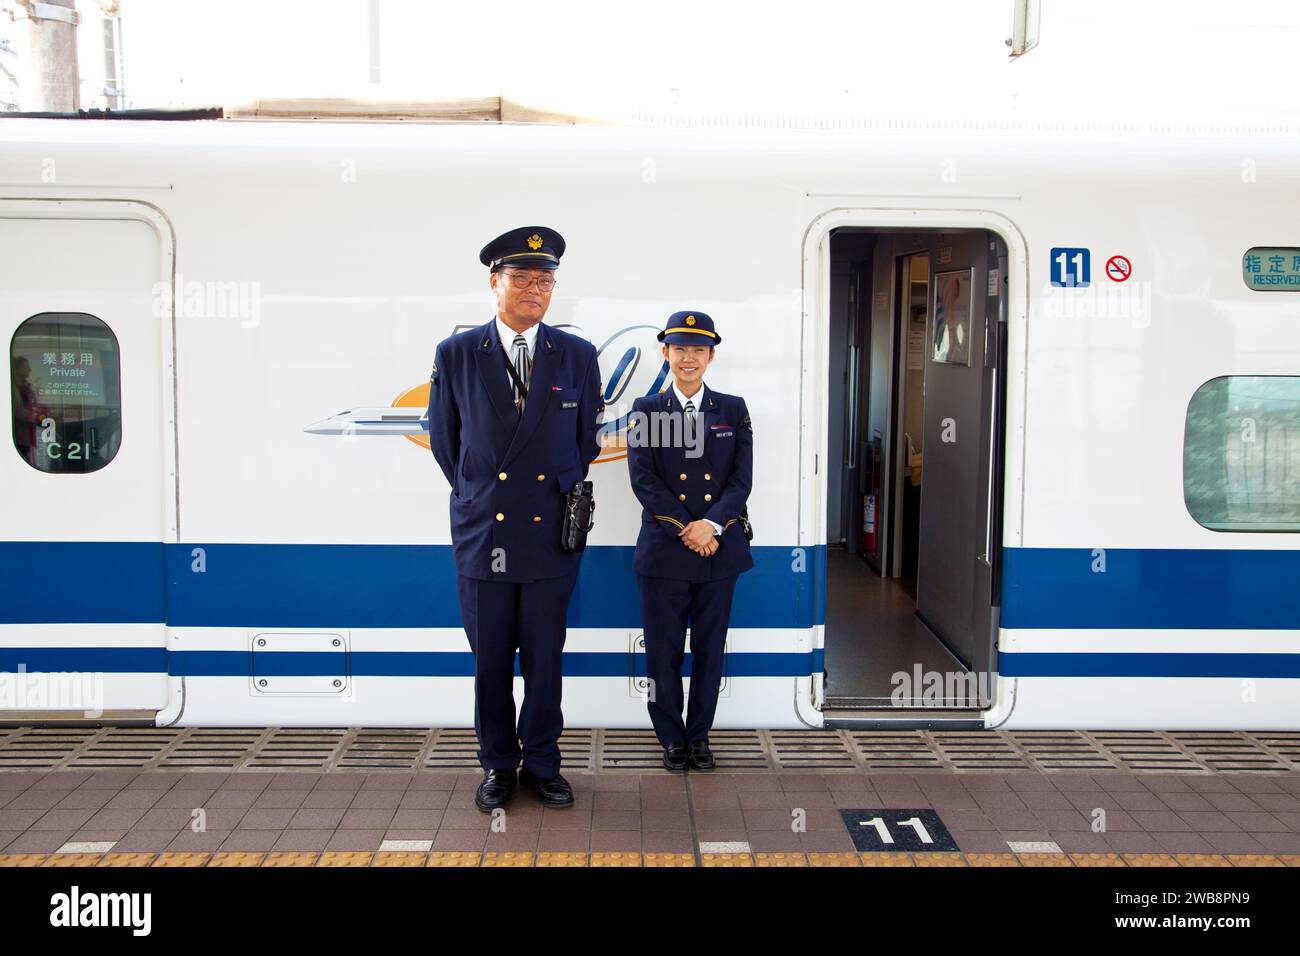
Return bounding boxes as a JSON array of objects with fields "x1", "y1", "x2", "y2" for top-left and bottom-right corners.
[
  {"x1": 637, "y1": 573, "x2": 739, "y2": 748},
  {"x1": 456, "y1": 570, "x2": 577, "y2": 778}
]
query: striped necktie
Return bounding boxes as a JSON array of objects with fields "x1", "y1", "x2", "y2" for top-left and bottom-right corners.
[
  {"x1": 512, "y1": 333, "x2": 530, "y2": 415},
  {"x1": 683, "y1": 398, "x2": 695, "y2": 417}
]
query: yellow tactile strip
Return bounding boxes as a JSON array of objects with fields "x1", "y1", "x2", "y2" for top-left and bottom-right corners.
[{"x1": 3, "y1": 851, "x2": 1297, "y2": 867}]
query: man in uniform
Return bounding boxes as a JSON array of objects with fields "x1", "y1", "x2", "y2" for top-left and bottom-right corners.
[
  {"x1": 625, "y1": 312, "x2": 753, "y2": 772},
  {"x1": 426, "y1": 226, "x2": 603, "y2": 810}
]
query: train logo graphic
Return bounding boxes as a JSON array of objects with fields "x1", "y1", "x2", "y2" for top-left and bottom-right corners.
[{"x1": 303, "y1": 323, "x2": 669, "y2": 464}]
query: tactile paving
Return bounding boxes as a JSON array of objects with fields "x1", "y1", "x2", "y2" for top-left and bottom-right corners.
[{"x1": 1, "y1": 726, "x2": 1297, "y2": 775}]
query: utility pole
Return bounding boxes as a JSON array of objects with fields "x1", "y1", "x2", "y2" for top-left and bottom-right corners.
[{"x1": 10, "y1": 0, "x2": 80, "y2": 111}]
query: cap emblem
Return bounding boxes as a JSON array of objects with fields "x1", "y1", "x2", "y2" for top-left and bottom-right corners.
[{"x1": 527, "y1": 234, "x2": 543, "y2": 250}]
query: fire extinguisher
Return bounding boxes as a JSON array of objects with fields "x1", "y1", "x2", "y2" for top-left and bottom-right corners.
[
  {"x1": 861, "y1": 433, "x2": 882, "y2": 559},
  {"x1": 863, "y1": 494, "x2": 876, "y2": 556}
]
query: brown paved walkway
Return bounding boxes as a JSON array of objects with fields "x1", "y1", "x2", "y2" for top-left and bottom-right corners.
[{"x1": 3, "y1": 764, "x2": 1299, "y2": 866}]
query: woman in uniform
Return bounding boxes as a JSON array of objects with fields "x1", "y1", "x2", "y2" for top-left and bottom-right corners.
[{"x1": 625, "y1": 311, "x2": 753, "y2": 771}]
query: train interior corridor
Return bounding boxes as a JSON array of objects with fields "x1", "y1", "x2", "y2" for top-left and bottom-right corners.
[{"x1": 822, "y1": 227, "x2": 1006, "y2": 711}]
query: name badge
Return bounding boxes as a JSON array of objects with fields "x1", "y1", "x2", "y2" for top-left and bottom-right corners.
[
  {"x1": 713, "y1": 430, "x2": 734, "y2": 438},
  {"x1": 561, "y1": 400, "x2": 578, "y2": 409}
]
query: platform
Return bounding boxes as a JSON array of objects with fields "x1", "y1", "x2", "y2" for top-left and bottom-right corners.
[{"x1": 1, "y1": 728, "x2": 1298, "y2": 867}]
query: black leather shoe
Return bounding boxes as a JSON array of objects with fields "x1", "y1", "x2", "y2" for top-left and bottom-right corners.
[
  {"x1": 474, "y1": 768, "x2": 517, "y2": 812},
  {"x1": 519, "y1": 768, "x2": 574, "y2": 808},
  {"x1": 663, "y1": 742, "x2": 688, "y2": 773},
  {"x1": 687, "y1": 740, "x2": 715, "y2": 771}
]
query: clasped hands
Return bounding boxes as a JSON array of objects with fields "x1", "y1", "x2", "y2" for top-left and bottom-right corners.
[{"x1": 678, "y1": 519, "x2": 719, "y2": 556}]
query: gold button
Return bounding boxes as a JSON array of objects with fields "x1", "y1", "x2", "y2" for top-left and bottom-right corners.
[
  {"x1": 678, "y1": 494, "x2": 686, "y2": 501},
  {"x1": 679, "y1": 473, "x2": 687, "y2": 481},
  {"x1": 498, "y1": 472, "x2": 507, "y2": 480},
  {"x1": 704, "y1": 494, "x2": 713, "y2": 501},
  {"x1": 532, "y1": 515, "x2": 541, "y2": 523},
  {"x1": 704, "y1": 473, "x2": 712, "y2": 480},
  {"x1": 495, "y1": 512, "x2": 504, "y2": 521},
  {"x1": 537, "y1": 474, "x2": 545, "y2": 481}
]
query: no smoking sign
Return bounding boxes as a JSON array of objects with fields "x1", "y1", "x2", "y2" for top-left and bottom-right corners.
[{"x1": 1106, "y1": 255, "x2": 1132, "y2": 282}]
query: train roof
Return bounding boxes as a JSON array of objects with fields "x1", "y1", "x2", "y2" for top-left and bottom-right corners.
[{"x1": 2, "y1": 100, "x2": 1300, "y2": 146}]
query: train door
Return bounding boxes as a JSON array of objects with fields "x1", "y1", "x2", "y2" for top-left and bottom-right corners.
[
  {"x1": 822, "y1": 226, "x2": 1005, "y2": 714},
  {"x1": 1, "y1": 204, "x2": 175, "y2": 721},
  {"x1": 915, "y1": 232, "x2": 1005, "y2": 680}
]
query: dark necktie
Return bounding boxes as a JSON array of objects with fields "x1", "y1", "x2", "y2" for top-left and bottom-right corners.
[{"x1": 512, "y1": 334, "x2": 530, "y2": 415}]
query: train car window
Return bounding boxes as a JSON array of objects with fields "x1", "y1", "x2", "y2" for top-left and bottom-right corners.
[
  {"x1": 10, "y1": 312, "x2": 122, "y2": 474},
  {"x1": 1184, "y1": 375, "x2": 1300, "y2": 532}
]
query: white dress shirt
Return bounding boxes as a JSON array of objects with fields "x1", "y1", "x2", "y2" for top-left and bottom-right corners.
[
  {"x1": 496, "y1": 317, "x2": 539, "y2": 358},
  {"x1": 672, "y1": 379, "x2": 703, "y2": 416},
  {"x1": 671, "y1": 380, "x2": 722, "y2": 537}
]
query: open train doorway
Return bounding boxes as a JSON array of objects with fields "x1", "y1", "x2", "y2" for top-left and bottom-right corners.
[{"x1": 822, "y1": 226, "x2": 1007, "y2": 713}]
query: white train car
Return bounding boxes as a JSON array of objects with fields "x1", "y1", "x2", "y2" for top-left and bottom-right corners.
[{"x1": 1, "y1": 116, "x2": 1297, "y2": 730}]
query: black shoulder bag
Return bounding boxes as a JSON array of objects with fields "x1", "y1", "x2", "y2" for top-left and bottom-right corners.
[
  {"x1": 500, "y1": 345, "x2": 595, "y2": 553},
  {"x1": 561, "y1": 480, "x2": 596, "y2": 553}
]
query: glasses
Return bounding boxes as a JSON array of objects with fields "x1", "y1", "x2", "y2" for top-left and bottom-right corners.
[{"x1": 500, "y1": 271, "x2": 557, "y2": 292}]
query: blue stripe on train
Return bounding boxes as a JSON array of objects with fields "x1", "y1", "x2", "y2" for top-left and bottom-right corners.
[
  {"x1": 1, "y1": 542, "x2": 167, "y2": 623},
  {"x1": 0, "y1": 647, "x2": 827, "y2": 678},
  {"x1": 1, "y1": 542, "x2": 1297, "y2": 630},
  {"x1": 1000, "y1": 547, "x2": 1300, "y2": 630},
  {"x1": 999, "y1": 652, "x2": 1300, "y2": 678},
  {"x1": 0, "y1": 542, "x2": 824, "y2": 629},
  {"x1": 3, "y1": 646, "x2": 1297, "y2": 678}
]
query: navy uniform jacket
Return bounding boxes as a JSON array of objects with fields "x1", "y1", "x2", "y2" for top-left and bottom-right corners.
[
  {"x1": 627, "y1": 386, "x2": 754, "y2": 582},
  {"x1": 426, "y1": 318, "x2": 603, "y2": 581}
]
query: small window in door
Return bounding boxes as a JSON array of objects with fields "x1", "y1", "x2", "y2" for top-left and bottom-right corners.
[{"x1": 10, "y1": 312, "x2": 122, "y2": 473}]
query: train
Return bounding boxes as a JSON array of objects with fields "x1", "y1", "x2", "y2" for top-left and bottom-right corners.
[{"x1": 2, "y1": 113, "x2": 1297, "y2": 730}]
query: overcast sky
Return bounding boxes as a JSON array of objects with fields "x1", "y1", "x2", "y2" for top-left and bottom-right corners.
[{"x1": 5, "y1": 0, "x2": 1298, "y2": 122}]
